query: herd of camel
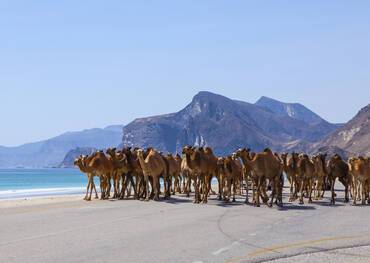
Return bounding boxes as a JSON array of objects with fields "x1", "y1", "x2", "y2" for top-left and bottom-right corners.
[{"x1": 74, "y1": 146, "x2": 370, "y2": 207}]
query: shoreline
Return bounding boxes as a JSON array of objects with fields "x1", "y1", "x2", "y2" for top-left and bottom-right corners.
[{"x1": 0, "y1": 187, "x2": 85, "y2": 201}]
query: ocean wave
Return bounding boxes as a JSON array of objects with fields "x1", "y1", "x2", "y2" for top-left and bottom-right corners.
[{"x1": 0, "y1": 187, "x2": 85, "y2": 200}]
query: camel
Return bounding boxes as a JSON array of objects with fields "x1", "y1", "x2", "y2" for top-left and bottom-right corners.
[
  {"x1": 87, "y1": 151, "x2": 114, "y2": 200},
  {"x1": 200, "y1": 147, "x2": 218, "y2": 203},
  {"x1": 106, "y1": 148, "x2": 137, "y2": 199},
  {"x1": 181, "y1": 151, "x2": 194, "y2": 198},
  {"x1": 348, "y1": 157, "x2": 370, "y2": 205},
  {"x1": 312, "y1": 154, "x2": 327, "y2": 200},
  {"x1": 236, "y1": 148, "x2": 282, "y2": 207},
  {"x1": 296, "y1": 154, "x2": 315, "y2": 204},
  {"x1": 182, "y1": 146, "x2": 206, "y2": 203},
  {"x1": 281, "y1": 153, "x2": 299, "y2": 202},
  {"x1": 218, "y1": 156, "x2": 243, "y2": 202},
  {"x1": 236, "y1": 148, "x2": 266, "y2": 205},
  {"x1": 136, "y1": 148, "x2": 167, "y2": 201},
  {"x1": 74, "y1": 155, "x2": 98, "y2": 201},
  {"x1": 166, "y1": 154, "x2": 182, "y2": 194},
  {"x1": 106, "y1": 148, "x2": 123, "y2": 198},
  {"x1": 327, "y1": 154, "x2": 350, "y2": 205}
]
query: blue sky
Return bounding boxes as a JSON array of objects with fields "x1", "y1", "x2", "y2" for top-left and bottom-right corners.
[{"x1": 1, "y1": 1, "x2": 370, "y2": 146}]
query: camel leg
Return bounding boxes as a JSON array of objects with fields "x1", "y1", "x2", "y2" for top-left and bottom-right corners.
[
  {"x1": 143, "y1": 174, "x2": 150, "y2": 201},
  {"x1": 152, "y1": 177, "x2": 160, "y2": 201},
  {"x1": 84, "y1": 179, "x2": 91, "y2": 200},
  {"x1": 299, "y1": 178, "x2": 305, "y2": 205},
  {"x1": 129, "y1": 174, "x2": 137, "y2": 199},
  {"x1": 269, "y1": 178, "x2": 276, "y2": 207},
  {"x1": 330, "y1": 177, "x2": 336, "y2": 205},
  {"x1": 193, "y1": 178, "x2": 200, "y2": 204},
  {"x1": 232, "y1": 179, "x2": 236, "y2": 202},
  {"x1": 308, "y1": 179, "x2": 313, "y2": 203},
  {"x1": 92, "y1": 181, "x2": 98, "y2": 199}
]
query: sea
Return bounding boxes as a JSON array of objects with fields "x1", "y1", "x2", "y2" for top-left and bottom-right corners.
[{"x1": 0, "y1": 169, "x2": 91, "y2": 200}]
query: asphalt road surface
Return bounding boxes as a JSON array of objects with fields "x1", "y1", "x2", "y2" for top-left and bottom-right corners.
[{"x1": 1, "y1": 187, "x2": 370, "y2": 263}]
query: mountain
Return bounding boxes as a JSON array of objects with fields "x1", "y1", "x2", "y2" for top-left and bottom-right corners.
[
  {"x1": 256, "y1": 96, "x2": 325, "y2": 125},
  {"x1": 58, "y1": 147, "x2": 97, "y2": 168},
  {"x1": 0, "y1": 126, "x2": 123, "y2": 168},
  {"x1": 120, "y1": 91, "x2": 340, "y2": 155},
  {"x1": 313, "y1": 104, "x2": 370, "y2": 156}
]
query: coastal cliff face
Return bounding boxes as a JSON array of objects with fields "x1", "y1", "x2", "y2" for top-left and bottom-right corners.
[
  {"x1": 58, "y1": 147, "x2": 97, "y2": 168},
  {"x1": 120, "y1": 91, "x2": 341, "y2": 155}
]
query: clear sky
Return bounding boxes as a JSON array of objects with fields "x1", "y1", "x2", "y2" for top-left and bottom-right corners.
[{"x1": 1, "y1": 1, "x2": 370, "y2": 146}]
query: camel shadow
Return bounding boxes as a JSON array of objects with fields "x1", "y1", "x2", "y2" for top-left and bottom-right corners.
[
  {"x1": 215, "y1": 201, "x2": 245, "y2": 207},
  {"x1": 276, "y1": 204, "x2": 316, "y2": 211},
  {"x1": 159, "y1": 197, "x2": 194, "y2": 204}
]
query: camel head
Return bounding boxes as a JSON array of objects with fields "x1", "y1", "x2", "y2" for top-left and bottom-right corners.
[
  {"x1": 182, "y1": 145, "x2": 194, "y2": 155},
  {"x1": 74, "y1": 157, "x2": 82, "y2": 167},
  {"x1": 136, "y1": 149, "x2": 144, "y2": 158},
  {"x1": 106, "y1": 147, "x2": 117, "y2": 157},
  {"x1": 235, "y1": 148, "x2": 250, "y2": 160}
]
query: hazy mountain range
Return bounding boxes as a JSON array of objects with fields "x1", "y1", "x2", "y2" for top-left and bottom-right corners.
[
  {"x1": 0, "y1": 91, "x2": 368, "y2": 168},
  {"x1": 0, "y1": 126, "x2": 123, "y2": 168}
]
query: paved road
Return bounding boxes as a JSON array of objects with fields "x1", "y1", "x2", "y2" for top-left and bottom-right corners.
[{"x1": 1, "y1": 188, "x2": 370, "y2": 263}]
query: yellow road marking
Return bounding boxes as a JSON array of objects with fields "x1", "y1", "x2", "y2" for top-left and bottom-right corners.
[{"x1": 225, "y1": 235, "x2": 358, "y2": 263}]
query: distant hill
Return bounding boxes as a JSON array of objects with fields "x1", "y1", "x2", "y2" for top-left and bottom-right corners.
[
  {"x1": 120, "y1": 91, "x2": 340, "y2": 155},
  {"x1": 313, "y1": 104, "x2": 370, "y2": 156},
  {"x1": 58, "y1": 147, "x2": 97, "y2": 168},
  {"x1": 0, "y1": 126, "x2": 123, "y2": 168},
  {"x1": 256, "y1": 96, "x2": 327, "y2": 125}
]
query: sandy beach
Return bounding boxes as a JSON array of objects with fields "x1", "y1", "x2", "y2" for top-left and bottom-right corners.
[{"x1": 1, "y1": 188, "x2": 370, "y2": 263}]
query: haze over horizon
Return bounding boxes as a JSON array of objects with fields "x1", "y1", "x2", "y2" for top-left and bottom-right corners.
[{"x1": 1, "y1": 1, "x2": 370, "y2": 146}]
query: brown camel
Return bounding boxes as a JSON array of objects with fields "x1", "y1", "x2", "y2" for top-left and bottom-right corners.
[
  {"x1": 281, "y1": 152, "x2": 299, "y2": 202},
  {"x1": 218, "y1": 156, "x2": 243, "y2": 202},
  {"x1": 87, "y1": 151, "x2": 114, "y2": 200},
  {"x1": 136, "y1": 148, "x2": 167, "y2": 201},
  {"x1": 296, "y1": 154, "x2": 315, "y2": 204},
  {"x1": 166, "y1": 153, "x2": 182, "y2": 194},
  {"x1": 312, "y1": 153, "x2": 327, "y2": 200},
  {"x1": 327, "y1": 154, "x2": 350, "y2": 205},
  {"x1": 181, "y1": 151, "x2": 194, "y2": 198},
  {"x1": 200, "y1": 147, "x2": 219, "y2": 203},
  {"x1": 348, "y1": 157, "x2": 370, "y2": 205},
  {"x1": 182, "y1": 146, "x2": 206, "y2": 203},
  {"x1": 236, "y1": 148, "x2": 282, "y2": 207},
  {"x1": 74, "y1": 155, "x2": 98, "y2": 201}
]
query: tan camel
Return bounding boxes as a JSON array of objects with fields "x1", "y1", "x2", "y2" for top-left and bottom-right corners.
[
  {"x1": 182, "y1": 146, "x2": 205, "y2": 203},
  {"x1": 312, "y1": 154, "x2": 327, "y2": 200},
  {"x1": 296, "y1": 154, "x2": 315, "y2": 204},
  {"x1": 166, "y1": 154, "x2": 182, "y2": 194},
  {"x1": 136, "y1": 148, "x2": 167, "y2": 201},
  {"x1": 327, "y1": 154, "x2": 350, "y2": 205},
  {"x1": 281, "y1": 153, "x2": 299, "y2": 202},
  {"x1": 200, "y1": 147, "x2": 218, "y2": 203},
  {"x1": 181, "y1": 151, "x2": 193, "y2": 198},
  {"x1": 106, "y1": 148, "x2": 123, "y2": 198},
  {"x1": 348, "y1": 157, "x2": 370, "y2": 205},
  {"x1": 74, "y1": 155, "x2": 98, "y2": 201},
  {"x1": 218, "y1": 156, "x2": 243, "y2": 202},
  {"x1": 236, "y1": 148, "x2": 282, "y2": 207},
  {"x1": 87, "y1": 151, "x2": 113, "y2": 200}
]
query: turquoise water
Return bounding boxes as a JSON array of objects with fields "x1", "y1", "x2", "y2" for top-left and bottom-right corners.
[{"x1": 0, "y1": 169, "x2": 90, "y2": 199}]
